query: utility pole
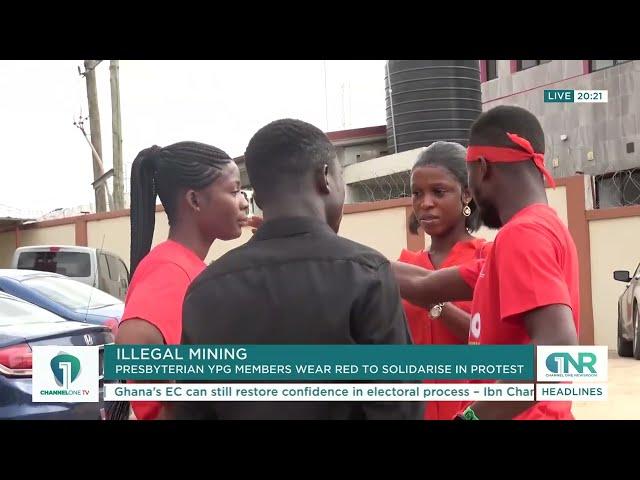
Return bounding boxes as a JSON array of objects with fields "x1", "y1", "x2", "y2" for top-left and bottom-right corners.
[
  {"x1": 322, "y1": 60, "x2": 329, "y2": 131},
  {"x1": 73, "y1": 115, "x2": 114, "y2": 213},
  {"x1": 83, "y1": 60, "x2": 108, "y2": 213},
  {"x1": 110, "y1": 60, "x2": 125, "y2": 211},
  {"x1": 340, "y1": 82, "x2": 346, "y2": 129}
]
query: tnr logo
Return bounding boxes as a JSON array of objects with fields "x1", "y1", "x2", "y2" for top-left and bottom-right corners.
[
  {"x1": 537, "y1": 346, "x2": 607, "y2": 382},
  {"x1": 546, "y1": 352, "x2": 597, "y2": 374}
]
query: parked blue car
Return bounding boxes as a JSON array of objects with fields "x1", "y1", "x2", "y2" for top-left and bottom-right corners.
[
  {"x1": 0, "y1": 270, "x2": 123, "y2": 335},
  {"x1": 0, "y1": 291, "x2": 113, "y2": 419}
]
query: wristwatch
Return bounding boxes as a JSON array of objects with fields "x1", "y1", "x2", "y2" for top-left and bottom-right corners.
[{"x1": 430, "y1": 303, "x2": 445, "y2": 318}]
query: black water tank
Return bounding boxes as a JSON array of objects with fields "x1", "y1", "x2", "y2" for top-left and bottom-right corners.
[{"x1": 385, "y1": 60, "x2": 482, "y2": 152}]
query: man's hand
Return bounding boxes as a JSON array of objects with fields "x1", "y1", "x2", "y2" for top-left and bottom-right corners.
[{"x1": 464, "y1": 304, "x2": 578, "y2": 420}]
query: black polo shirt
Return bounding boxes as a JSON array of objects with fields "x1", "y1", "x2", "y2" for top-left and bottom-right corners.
[{"x1": 172, "y1": 216, "x2": 423, "y2": 420}]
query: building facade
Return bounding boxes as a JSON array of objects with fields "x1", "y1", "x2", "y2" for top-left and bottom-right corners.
[{"x1": 334, "y1": 60, "x2": 640, "y2": 208}]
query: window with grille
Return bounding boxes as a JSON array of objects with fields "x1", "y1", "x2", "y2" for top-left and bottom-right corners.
[
  {"x1": 517, "y1": 60, "x2": 551, "y2": 71},
  {"x1": 590, "y1": 60, "x2": 632, "y2": 72},
  {"x1": 594, "y1": 168, "x2": 640, "y2": 208}
]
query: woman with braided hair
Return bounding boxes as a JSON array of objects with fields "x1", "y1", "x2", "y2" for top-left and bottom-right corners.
[
  {"x1": 114, "y1": 141, "x2": 251, "y2": 420},
  {"x1": 397, "y1": 141, "x2": 491, "y2": 420}
]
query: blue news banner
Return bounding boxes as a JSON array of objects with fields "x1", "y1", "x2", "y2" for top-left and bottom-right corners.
[{"x1": 102, "y1": 344, "x2": 548, "y2": 402}]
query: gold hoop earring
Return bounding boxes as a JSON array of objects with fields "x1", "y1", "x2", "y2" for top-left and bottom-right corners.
[{"x1": 463, "y1": 204, "x2": 471, "y2": 217}]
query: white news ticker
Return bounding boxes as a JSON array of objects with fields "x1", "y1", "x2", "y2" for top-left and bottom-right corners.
[{"x1": 105, "y1": 383, "x2": 535, "y2": 402}]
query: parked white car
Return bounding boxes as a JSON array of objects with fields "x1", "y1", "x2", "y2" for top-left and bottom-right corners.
[{"x1": 11, "y1": 245, "x2": 129, "y2": 301}]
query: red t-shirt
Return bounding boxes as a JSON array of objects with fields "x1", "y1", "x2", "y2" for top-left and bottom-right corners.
[
  {"x1": 398, "y1": 238, "x2": 491, "y2": 420},
  {"x1": 459, "y1": 204, "x2": 580, "y2": 420},
  {"x1": 120, "y1": 240, "x2": 206, "y2": 420}
]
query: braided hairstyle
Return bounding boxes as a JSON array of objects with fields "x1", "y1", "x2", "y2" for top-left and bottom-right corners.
[{"x1": 129, "y1": 141, "x2": 232, "y2": 277}]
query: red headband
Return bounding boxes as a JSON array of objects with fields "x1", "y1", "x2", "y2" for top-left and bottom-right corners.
[{"x1": 466, "y1": 132, "x2": 555, "y2": 188}]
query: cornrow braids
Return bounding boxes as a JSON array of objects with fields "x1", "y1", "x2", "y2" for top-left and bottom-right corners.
[{"x1": 129, "y1": 141, "x2": 232, "y2": 277}]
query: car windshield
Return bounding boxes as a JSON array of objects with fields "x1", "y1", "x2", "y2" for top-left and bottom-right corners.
[
  {"x1": 0, "y1": 296, "x2": 64, "y2": 327},
  {"x1": 17, "y1": 251, "x2": 91, "y2": 277},
  {"x1": 22, "y1": 276, "x2": 121, "y2": 311}
]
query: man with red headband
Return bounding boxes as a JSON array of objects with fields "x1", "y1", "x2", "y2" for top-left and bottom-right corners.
[{"x1": 392, "y1": 105, "x2": 580, "y2": 420}]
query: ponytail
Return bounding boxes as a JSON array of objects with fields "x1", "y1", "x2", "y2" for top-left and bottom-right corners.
[{"x1": 129, "y1": 146, "x2": 161, "y2": 278}]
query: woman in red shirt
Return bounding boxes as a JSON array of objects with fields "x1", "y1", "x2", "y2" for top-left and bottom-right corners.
[
  {"x1": 398, "y1": 141, "x2": 491, "y2": 420},
  {"x1": 113, "y1": 141, "x2": 251, "y2": 420}
]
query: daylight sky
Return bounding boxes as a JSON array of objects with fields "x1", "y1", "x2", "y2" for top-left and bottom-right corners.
[{"x1": 0, "y1": 60, "x2": 387, "y2": 215}]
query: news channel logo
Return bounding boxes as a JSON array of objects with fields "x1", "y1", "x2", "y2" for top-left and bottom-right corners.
[
  {"x1": 32, "y1": 346, "x2": 100, "y2": 402},
  {"x1": 536, "y1": 346, "x2": 608, "y2": 382}
]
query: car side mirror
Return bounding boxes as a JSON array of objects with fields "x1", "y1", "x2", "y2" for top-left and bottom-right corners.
[{"x1": 613, "y1": 270, "x2": 631, "y2": 283}]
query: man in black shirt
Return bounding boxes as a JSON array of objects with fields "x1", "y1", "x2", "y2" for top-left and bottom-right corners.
[{"x1": 171, "y1": 119, "x2": 422, "y2": 420}]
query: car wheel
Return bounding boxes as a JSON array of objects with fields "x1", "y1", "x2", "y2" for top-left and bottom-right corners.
[
  {"x1": 618, "y1": 305, "x2": 633, "y2": 357},
  {"x1": 633, "y1": 304, "x2": 640, "y2": 360}
]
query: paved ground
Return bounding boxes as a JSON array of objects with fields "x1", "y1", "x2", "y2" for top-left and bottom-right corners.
[{"x1": 572, "y1": 353, "x2": 640, "y2": 420}]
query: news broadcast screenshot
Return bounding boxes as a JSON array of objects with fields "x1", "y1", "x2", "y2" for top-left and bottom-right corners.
[{"x1": 0, "y1": 60, "x2": 637, "y2": 421}]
